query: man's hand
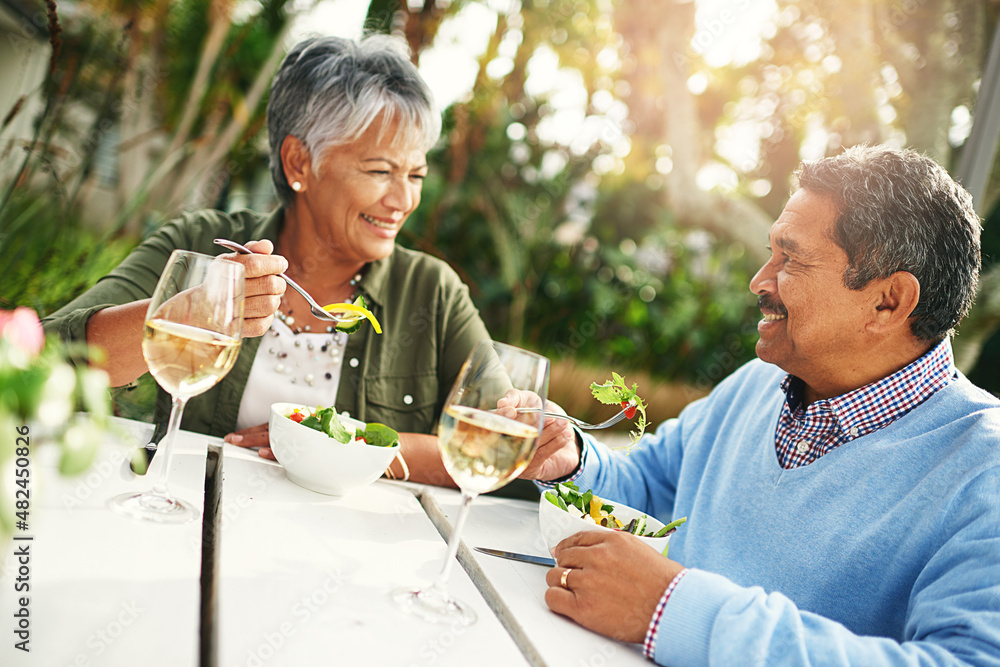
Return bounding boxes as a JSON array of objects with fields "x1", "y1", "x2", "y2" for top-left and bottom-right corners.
[
  {"x1": 225, "y1": 423, "x2": 276, "y2": 460},
  {"x1": 544, "y1": 530, "x2": 684, "y2": 643},
  {"x1": 495, "y1": 390, "x2": 579, "y2": 481},
  {"x1": 220, "y1": 239, "x2": 287, "y2": 338}
]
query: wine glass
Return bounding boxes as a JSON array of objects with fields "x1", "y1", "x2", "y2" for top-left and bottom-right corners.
[
  {"x1": 110, "y1": 250, "x2": 244, "y2": 523},
  {"x1": 392, "y1": 340, "x2": 549, "y2": 624}
]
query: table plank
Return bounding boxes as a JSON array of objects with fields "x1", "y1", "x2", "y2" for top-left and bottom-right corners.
[
  {"x1": 0, "y1": 418, "x2": 207, "y2": 667},
  {"x1": 422, "y1": 487, "x2": 649, "y2": 666},
  {"x1": 217, "y1": 444, "x2": 528, "y2": 667}
]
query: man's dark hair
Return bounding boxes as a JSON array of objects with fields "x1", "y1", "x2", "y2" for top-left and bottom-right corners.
[{"x1": 796, "y1": 144, "x2": 981, "y2": 342}]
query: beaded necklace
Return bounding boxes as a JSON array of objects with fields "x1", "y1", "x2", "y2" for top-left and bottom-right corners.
[
  {"x1": 274, "y1": 271, "x2": 363, "y2": 335},
  {"x1": 263, "y1": 270, "x2": 364, "y2": 387},
  {"x1": 263, "y1": 320, "x2": 348, "y2": 386}
]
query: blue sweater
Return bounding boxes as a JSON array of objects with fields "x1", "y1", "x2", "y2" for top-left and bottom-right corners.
[{"x1": 573, "y1": 359, "x2": 1000, "y2": 666}]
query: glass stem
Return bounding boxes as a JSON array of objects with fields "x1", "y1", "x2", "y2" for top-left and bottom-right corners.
[
  {"x1": 150, "y1": 395, "x2": 188, "y2": 496},
  {"x1": 430, "y1": 492, "x2": 477, "y2": 595}
]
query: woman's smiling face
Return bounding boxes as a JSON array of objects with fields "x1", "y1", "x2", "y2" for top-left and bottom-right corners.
[{"x1": 300, "y1": 115, "x2": 428, "y2": 263}]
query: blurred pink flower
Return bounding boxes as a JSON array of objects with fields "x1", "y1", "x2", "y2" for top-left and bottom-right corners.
[{"x1": 0, "y1": 307, "x2": 45, "y2": 357}]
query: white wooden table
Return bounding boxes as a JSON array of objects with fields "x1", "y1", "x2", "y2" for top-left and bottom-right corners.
[
  {"x1": 1, "y1": 419, "x2": 642, "y2": 667},
  {"x1": 216, "y1": 444, "x2": 527, "y2": 667},
  {"x1": 0, "y1": 418, "x2": 207, "y2": 667},
  {"x1": 421, "y1": 487, "x2": 650, "y2": 667}
]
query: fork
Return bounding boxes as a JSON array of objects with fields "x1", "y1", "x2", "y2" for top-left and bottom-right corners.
[
  {"x1": 516, "y1": 402, "x2": 634, "y2": 430},
  {"x1": 214, "y1": 238, "x2": 362, "y2": 323}
]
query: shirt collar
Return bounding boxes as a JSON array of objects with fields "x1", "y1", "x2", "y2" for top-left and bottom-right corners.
[
  {"x1": 356, "y1": 251, "x2": 393, "y2": 309},
  {"x1": 254, "y1": 207, "x2": 285, "y2": 240},
  {"x1": 779, "y1": 338, "x2": 956, "y2": 437}
]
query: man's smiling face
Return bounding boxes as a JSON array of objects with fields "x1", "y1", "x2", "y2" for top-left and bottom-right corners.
[{"x1": 749, "y1": 188, "x2": 886, "y2": 399}]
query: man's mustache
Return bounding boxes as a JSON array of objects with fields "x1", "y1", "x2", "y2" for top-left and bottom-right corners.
[{"x1": 757, "y1": 295, "x2": 787, "y2": 316}]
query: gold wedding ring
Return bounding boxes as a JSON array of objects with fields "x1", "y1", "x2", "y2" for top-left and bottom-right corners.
[{"x1": 560, "y1": 567, "x2": 572, "y2": 590}]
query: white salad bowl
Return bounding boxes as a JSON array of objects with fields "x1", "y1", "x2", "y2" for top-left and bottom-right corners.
[
  {"x1": 268, "y1": 402, "x2": 399, "y2": 496},
  {"x1": 538, "y1": 491, "x2": 673, "y2": 555}
]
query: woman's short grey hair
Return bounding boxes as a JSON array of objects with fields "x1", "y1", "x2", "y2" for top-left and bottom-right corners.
[
  {"x1": 797, "y1": 144, "x2": 981, "y2": 343},
  {"x1": 266, "y1": 34, "x2": 442, "y2": 205}
]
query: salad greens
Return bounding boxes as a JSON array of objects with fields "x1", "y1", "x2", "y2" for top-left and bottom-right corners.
[
  {"x1": 544, "y1": 481, "x2": 686, "y2": 539},
  {"x1": 287, "y1": 406, "x2": 399, "y2": 448},
  {"x1": 590, "y1": 372, "x2": 648, "y2": 449}
]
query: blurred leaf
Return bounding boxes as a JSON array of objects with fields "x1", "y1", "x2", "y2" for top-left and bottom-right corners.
[{"x1": 58, "y1": 419, "x2": 102, "y2": 476}]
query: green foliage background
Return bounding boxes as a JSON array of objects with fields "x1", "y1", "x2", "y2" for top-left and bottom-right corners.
[{"x1": 2, "y1": 0, "x2": 999, "y2": 428}]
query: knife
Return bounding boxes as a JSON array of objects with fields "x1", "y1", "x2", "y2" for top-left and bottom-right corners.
[
  {"x1": 129, "y1": 421, "x2": 168, "y2": 475},
  {"x1": 474, "y1": 547, "x2": 556, "y2": 567}
]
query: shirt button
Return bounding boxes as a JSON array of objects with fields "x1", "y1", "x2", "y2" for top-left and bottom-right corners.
[
  {"x1": 795, "y1": 440, "x2": 810, "y2": 454},
  {"x1": 349, "y1": 358, "x2": 359, "y2": 368},
  {"x1": 849, "y1": 426, "x2": 859, "y2": 437},
  {"x1": 403, "y1": 394, "x2": 413, "y2": 405}
]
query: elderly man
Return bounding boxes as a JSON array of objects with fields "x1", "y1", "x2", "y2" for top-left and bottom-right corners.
[{"x1": 521, "y1": 145, "x2": 1000, "y2": 665}]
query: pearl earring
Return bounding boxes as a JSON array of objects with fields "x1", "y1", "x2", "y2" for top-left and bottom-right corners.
[{"x1": 291, "y1": 181, "x2": 302, "y2": 192}]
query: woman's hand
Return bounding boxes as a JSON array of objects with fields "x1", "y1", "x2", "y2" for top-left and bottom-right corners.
[
  {"x1": 220, "y1": 239, "x2": 288, "y2": 338},
  {"x1": 496, "y1": 390, "x2": 579, "y2": 481},
  {"x1": 225, "y1": 423, "x2": 277, "y2": 460}
]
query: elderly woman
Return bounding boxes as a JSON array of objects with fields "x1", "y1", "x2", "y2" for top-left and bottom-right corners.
[{"x1": 42, "y1": 34, "x2": 489, "y2": 483}]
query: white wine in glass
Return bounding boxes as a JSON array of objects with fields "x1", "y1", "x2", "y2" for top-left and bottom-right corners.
[
  {"x1": 111, "y1": 250, "x2": 244, "y2": 524},
  {"x1": 437, "y1": 404, "x2": 541, "y2": 495},
  {"x1": 392, "y1": 340, "x2": 549, "y2": 624}
]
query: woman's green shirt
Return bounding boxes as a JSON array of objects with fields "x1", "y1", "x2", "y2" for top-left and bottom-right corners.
[{"x1": 42, "y1": 208, "x2": 491, "y2": 437}]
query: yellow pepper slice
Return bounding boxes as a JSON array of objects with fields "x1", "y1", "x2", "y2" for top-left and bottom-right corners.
[
  {"x1": 589, "y1": 496, "x2": 603, "y2": 521},
  {"x1": 322, "y1": 302, "x2": 383, "y2": 334}
]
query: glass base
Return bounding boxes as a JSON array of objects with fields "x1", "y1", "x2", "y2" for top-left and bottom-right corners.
[
  {"x1": 109, "y1": 491, "x2": 199, "y2": 524},
  {"x1": 390, "y1": 586, "x2": 478, "y2": 625}
]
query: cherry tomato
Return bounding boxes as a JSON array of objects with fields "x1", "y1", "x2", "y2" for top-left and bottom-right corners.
[
  {"x1": 621, "y1": 401, "x2": 637, "y2": 420},
  {"x1": 289, "y1": 411, "x2": 305, "y2": 423}
]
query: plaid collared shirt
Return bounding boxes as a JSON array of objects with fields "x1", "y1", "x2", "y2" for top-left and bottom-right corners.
[{"x1": 775, "y1": 339, "x2": 956, "y2": 469}]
